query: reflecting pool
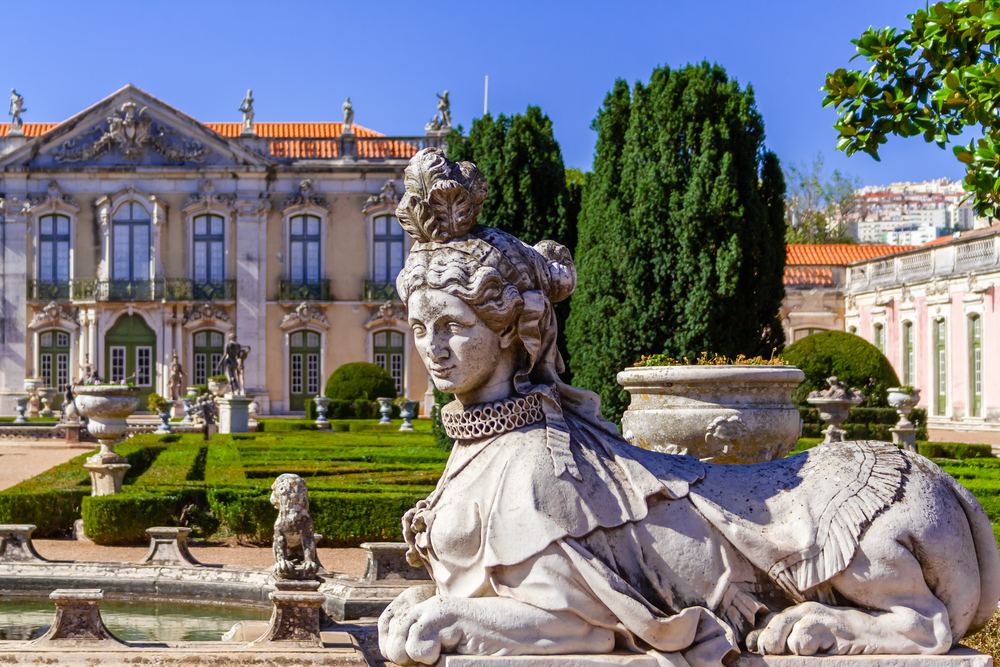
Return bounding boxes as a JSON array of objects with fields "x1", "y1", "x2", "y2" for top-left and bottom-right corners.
[{"x1": 0, "y1": 597, "x2": 270, "y2": 642}]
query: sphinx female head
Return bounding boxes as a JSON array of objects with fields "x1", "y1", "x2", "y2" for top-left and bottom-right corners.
[{"x1": 395, "y1": 149, "x2": 575, "y2": 406}]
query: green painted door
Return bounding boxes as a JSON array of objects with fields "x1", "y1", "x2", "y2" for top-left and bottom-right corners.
[
  {"x1": 970, "y1": 316, "x2": 982, "y2": 418},
  {"x1": 192, "y1": 329, "x2": 225, "y2": 385},
  {"x1": 105, "y1": 314, "x2": 157, "y2": 409},
  {"x1": 38, "y1": 329, "x2": 70, "y2": 409},
  {"x1": 934, "y1": 319, "x2": 947, "y2": 416},
  {"x1": 289, "y1": 330, "x2": 321, "y2": 411},
  {"x1": 373, "y1": 329, "x2": 404, "y2": 395}
]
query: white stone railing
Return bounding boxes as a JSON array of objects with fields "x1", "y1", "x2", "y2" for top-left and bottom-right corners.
[{"x1": 847, "y1": 230, "x2": 1000, "y2": 291}]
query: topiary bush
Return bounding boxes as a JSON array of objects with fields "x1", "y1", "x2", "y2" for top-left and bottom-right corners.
[
  {"x1": 783, "y1": 331, "x2": 900, "y2": 408},
  {"x1": 324, "y1": 363, "x2": 397, "y2": 402}
]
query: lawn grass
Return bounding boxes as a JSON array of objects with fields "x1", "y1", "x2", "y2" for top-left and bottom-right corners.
[{"x1": 964, "y1": 610, "x2": 999, "y2": 661}]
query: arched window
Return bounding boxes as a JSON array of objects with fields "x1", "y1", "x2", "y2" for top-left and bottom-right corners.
[
  {"x1": 873, "y1": 323, "x2": 884, "y2": 353},
  {"x1": 193, "y1": 330, "x2": 225, "y2": 386},
  {"x1": 38, "y1": 329, "x2": 70, "y2": 391},
  {"x1": 969, "y1": 315, "x2": 982, "y2": 418},
  {"x1": 901, "y1": 322, "x2": 914, "y2": 385},
  {"x1": 289, "y1": 330, "x2": 321, "y2": 411},
  {"x1": 373, "y1": 329, "x2": 404, "y2": 394},
  {"x1": 934, "y1": 319, "x2": 947, "y2": 415}
]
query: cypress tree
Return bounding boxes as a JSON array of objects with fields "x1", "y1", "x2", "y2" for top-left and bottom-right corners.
[
  {"x1": 447, "y1": 106, "x2": 578, "y2": 375},
  {"x1": 567, "y1": 63, "x2": 787, "y2": 423}
]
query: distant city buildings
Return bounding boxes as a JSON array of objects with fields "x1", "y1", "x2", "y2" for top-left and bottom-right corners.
[{"x1": 855, "y1": 178, "x2": 987, "y2": 246}]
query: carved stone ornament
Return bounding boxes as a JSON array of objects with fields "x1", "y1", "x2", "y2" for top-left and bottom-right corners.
[
  {"x1": 281, "y1": 302, "x2": 329, "y2": 329},
  {"x1": 845, "y1": 294, "x2": 857, "y2": 311},
  {"x1": 183, "y1": 302, "x2": 229, "y2": 326},
  {"x1": 365, "y1": 300, "x2": 406, "y2": 330},
  {"x1": 281, "y1": 179, "x2": 331, "y2": 212},
  {"x1": 53, "y1": 101, "x2": 211, "y2": 164},
  {"x1": 703, "y1": 414, "x2": 748, "y2": 457},
  {"x1": 28, "y1": 181, "x2": 80, "y2": 212},
  {"x1": 28, "y1": 301, "x2": 78, "y2": 331},
  {"x1": 900, "y1": 283, "x2": 913, "y2": 303},
  {"x1": 376, "y1": 148, "x2": 1000, "y2": 666},
  {"x1": 184, "y1": 180, "x2": 235, "y2": 210},
  {"x1": 873, "y1": 288, "x2": 893, "y2": 307},
  {"x1": 236, "y1": 197, "x2": 271, "y2": 221},
  {"x1": 363, "y1": 180, "x2": 399, "y2": 213},
  {"x1": 927, "y1": 278, "x2": 950, "y2": 296}
]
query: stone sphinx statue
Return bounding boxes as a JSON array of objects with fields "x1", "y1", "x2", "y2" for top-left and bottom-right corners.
[
  {"x1": 270, "y1": 473, "x2": 319, "y2": 580},
  {"x1": 377, "y1": 147, "x2": 1000, "y2": 666}
]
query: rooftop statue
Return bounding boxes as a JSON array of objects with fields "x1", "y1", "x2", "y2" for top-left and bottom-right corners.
[
  {"x1": 342, "y1": 97, "x2": 354, "y2": 133},
  {"x1": 238, "y1": 89, "x2": 254, "y2": 134},
  {"x1": 8, "y1": 88, "x2": 25, "y2": 132},
  {"x1": 377, "y1": 148, "x2": 1000, "y2": 666}
]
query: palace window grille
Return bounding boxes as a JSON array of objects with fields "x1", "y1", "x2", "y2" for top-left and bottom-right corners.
[
  {"x1": 289, "y1": 215, "x2": 321, "y2": 285},
  {"x1": 112, "y1": 203, "x2": 151, "y2": 281}
]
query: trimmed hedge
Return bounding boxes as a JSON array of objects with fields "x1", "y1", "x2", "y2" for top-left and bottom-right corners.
[
  {"x1": 783, "y1": 331, "x2": 900, "y2": 408},
  {"x1": 0, "y1": 489, "x2": 88, "y2": 537},
  {"x1": 324, "y1": 362, "x2": 396, "y2": 402},
  {"x1": 82, "y1": 493, "x2": 191, "y2": 545},
  {"x1": 918, "y1": 442, "x2": 994, "y2": 460}
]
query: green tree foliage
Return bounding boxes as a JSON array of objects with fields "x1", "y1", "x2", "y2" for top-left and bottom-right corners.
[
  {"x1": 324, "y1": 362, "x2": 397, "y2": 401},
  {"x1": 447, "y1": 107, "x2": 580, "y2": 376},
  {"x1": 784, "y1": 154, "x2": 864, "y2": 244},
  {"x1": 824, "y1": 0, "x2": 1000, "y2": 217},
  {"x1": 782, "y1": 331, "x2": 900, "y2": 408},
  {"x1": 567, "y1": 63, "x2": 788, "y2": 422}
]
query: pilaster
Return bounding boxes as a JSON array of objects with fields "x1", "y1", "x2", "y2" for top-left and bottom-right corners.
[
  {"x1": 235, "y1": 198, "x2": 270, "y2": 396},
  {"x1": 0, "y1": 198, "x2": 29, "y2": 415}
]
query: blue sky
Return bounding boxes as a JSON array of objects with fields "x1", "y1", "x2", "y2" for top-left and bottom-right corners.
[{"x1": 4, "y1": 0, "x2": 969, "y2": 187}]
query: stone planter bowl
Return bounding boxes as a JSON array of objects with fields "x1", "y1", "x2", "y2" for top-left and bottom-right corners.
[
  {"x1": 208, "y1": 380, "x2": 229, "y2": 397},
  {"x1": 75, "y1": 385, "x2": 141, "y2": 443},
  {"x1": 23, "y1": 378, "x2": 44, "y2": 393},
  {"x1": 617, "y1": 365, "x2": 805, "y2": 464}
]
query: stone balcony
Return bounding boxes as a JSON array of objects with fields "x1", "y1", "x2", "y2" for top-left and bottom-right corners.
[{"x1": 27, "y1": 279, "x2": 236, "y2": 303}]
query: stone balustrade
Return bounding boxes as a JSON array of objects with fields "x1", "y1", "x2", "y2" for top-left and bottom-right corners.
[{"x1": 848, "y1": 232, "x2": 1000, "y2": 292}]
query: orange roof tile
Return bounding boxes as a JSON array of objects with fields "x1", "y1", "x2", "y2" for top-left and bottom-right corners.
[
  {"x1": 0, "y1": 123, "x2": 59, "y2": 137},
  {"x1": 786, "y1": 244, "x2": 917, "y2": 266},
  {"x1": 784, "y1": 266, "x2": 833, "y2": 287},
  {"x1": 0, "y1": 121, "x2": 421, "y2": 159}
]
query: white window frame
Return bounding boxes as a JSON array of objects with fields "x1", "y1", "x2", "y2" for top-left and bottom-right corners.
[
  {"x1": 95, "y1": 185, "x2": 167, "y2": 282},
  {"x1": 281, "y1": 205, "x2": 329, "y2": 284},
  {"x1": 28, "y1": 191, "x2": 79, "y2": 286}
]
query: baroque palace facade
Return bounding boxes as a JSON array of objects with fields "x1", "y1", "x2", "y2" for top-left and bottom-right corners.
[{"x1": 0, "y1": 85, "x2": 435, "y2": 415}]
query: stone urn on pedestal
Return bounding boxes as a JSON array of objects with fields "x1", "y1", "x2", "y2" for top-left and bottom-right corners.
[
  {"x1": 617, "y1": 365, "x2": 805, "y2": 463},
  {"x1": 39, "y1": 388, "x2": 57, "y2": 418},
  {"x1": 807, "y1": 377, "x2": 864, "y2": 444},
  {"x1": 75, "y1": 385, "x2": 140, "y2": 496},
  {"x1": 13, "y1": 397, "x2": 29, "y2": 424},
  {"x1": 377, "y1": 397, "x2": 393, "y2": 425},
  {"x1": 888, "y1": 386, "x2": 921, "y2": 451},
  {"x1": 399, "y1": 400, "x2": 418, "y2": 432},
  {"x1": 23, "y1": 378, "x2": 43, "y2": 418},
  {"x1": 313, "y1": 396, "x2": 331, "y2": 430}
]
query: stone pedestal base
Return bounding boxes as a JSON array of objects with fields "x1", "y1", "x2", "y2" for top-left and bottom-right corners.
[
  {"x1": 219, "y1": 395, "x2": 253, "y2": 434},
  {"x1": 321, "y1": 542, "x2": 430, "y2": 621},
  {"x1": 891, "y1": 426, "x2": 918, "y2": 452},
  {"x1": 0, "y1": 524, "x2": 45, "y2": 562},
  {"x1": 138, "y1": 527, "x2": 201, "y2": 566},
  {"x1": 29, "y1": 588, "x2": 123, "y2": 646},
  {"x1": 248, "y1": 579, "x2": 326, "y2": 647},
  {"x1": 84, "y1": 449, "x2": 131, "y2": 496},
  {"x1": 439, "y1": 649, "x2": 992, "y2": 667}
]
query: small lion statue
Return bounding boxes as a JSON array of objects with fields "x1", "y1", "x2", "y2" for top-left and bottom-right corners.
[{"x1": 270, "y1": 473, "x2": 319, "y2": 580}]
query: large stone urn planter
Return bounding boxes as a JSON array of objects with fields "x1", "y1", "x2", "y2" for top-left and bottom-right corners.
[
  {"x1": 617, "y1": 365, "x2": 805, "y2": 463},
  {"x1": 74, "y1": 385, "x2": 140, "y2": 495}
]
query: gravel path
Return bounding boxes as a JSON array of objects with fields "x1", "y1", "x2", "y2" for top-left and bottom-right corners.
[
  {"x1": 0, "y1": 443, "x2": 90, "y2": 491},
  {"x1": 33, "y1": 539, "x2": 368, "y2": 576}
]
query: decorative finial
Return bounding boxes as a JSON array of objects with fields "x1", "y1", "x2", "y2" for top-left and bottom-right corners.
[{"x1": 395, "y1": 147, "x2": 487, "y2": 243}]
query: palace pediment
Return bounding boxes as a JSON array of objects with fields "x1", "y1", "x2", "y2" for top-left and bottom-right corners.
[{"x1": 0, "y1": 84, "x2": 271, "y2": 169}]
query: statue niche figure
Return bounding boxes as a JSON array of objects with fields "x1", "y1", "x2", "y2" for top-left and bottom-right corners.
[
  {"x1": 270, "y1": 474, "x2": 319, "y2": 580},
  {"x1": 377, "y1": 148, "x2": 1000, "y2": 666}
]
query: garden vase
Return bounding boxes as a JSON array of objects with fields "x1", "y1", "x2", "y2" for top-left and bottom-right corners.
[
  {"x1": 39, "y1": 387, "x2": 57, "y2": 418},
  {"x1": 313, "y1": 396, "x2": 331, "y2": 430},
  {"x1": 23, "y1": 378, "x2": 43, "y2": 417},
  {"x1": 616, "y1": 365, "x2": 805, "y2": 463},
  {"x1": 208, "y1": 379, "x2": 229, "y2": 397},
  {"x1": 377, "y1": 397, "x2": 393, "y2": 425},
  {"x1": 75, "y1": 385, "x2": 140, "y2": 495},
  {"x1": 807, "y1": 396, "x2": 864, "y2": 444},
  {"x1": 155, "y1": 410, "x2": 173, "y2": 434},
  {"x1": 887, "y1": 387, "x2": 921, "y2": 429},
  {"x1": 399, "y1": 401, "x2": 418, "y2": 432},
  {"x1": 180, "y1": 396, "x2": 196, "y2": 425},
  {"x1": 13, "y1": 396, "x2": 29, "y2": 424}
]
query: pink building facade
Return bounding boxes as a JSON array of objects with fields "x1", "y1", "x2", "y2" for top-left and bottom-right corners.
[{"x1": 846, "y1": 227, "x2": 1000, "y2": 432}]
